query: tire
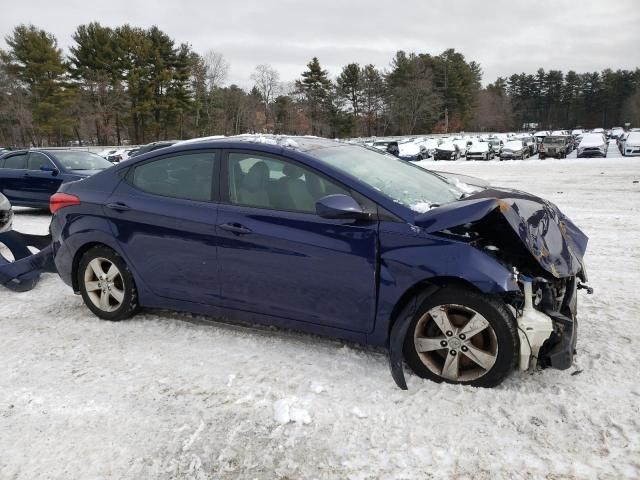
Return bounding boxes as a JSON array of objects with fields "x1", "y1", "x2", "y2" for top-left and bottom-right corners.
[
  {"x1": 403, "y1": 287, "x2": 519, "y2": 387},
  {"x1": 78, "y1": 245, "x2": 140, "y2": 321}
]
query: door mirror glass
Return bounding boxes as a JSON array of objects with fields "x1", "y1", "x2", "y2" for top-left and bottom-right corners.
[{"x1": 315, "y1": 194, "x2": 369, "y2": 220}]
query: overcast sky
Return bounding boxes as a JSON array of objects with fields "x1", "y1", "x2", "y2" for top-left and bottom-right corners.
[{"x1": 2, "y1": 0, "x2": 639, "y2": 88}]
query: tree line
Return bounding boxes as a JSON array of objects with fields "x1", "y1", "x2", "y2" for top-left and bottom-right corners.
[{"x1": 1, "y1": 23, "x2": 639, "y2": 147}]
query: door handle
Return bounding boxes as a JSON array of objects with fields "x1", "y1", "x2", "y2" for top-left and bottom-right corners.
[
  {"x1": 105, "y1": 202, "x2": 131, "y2": 212},
  {"x1": 218, "y1": 223, "x2": 252, "y2": 235},
  {"x1": 23, "y1": 172, "x2": 30, "y2": 177}
]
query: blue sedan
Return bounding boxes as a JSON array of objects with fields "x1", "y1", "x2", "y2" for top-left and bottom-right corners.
[
  {"x1": 49, "y1": 136, "x2": 589, "y2": 388},
  {"x1": 0, "y1": 149, "x2": 112, "y2": 208}
]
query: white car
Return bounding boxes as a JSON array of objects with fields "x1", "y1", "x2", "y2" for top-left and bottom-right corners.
[
  {"x1": 609, "y1": 127, "x2": 625, "y2": 140},
  {"x1": 571, "y1": 129, "x2": 585, "y2": 136},
  {"x1": 97, "y1": 148, "x2": 117, "y2": 158},
  {"x1": 591, "y1": 128, "x2": 605, "y2": 134},
  {"x1": 577, "y1": 133, "x2": 608, "y2": 158},
  {"x1": 623, "y1": 132, "x2": 640, "y2": 156}
]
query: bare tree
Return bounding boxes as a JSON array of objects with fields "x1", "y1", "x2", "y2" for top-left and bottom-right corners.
[
  {"x1": 203, "y1": 50, "x2": 229, "y2": 90},
  {"x1": 251, "y1": 64, "x2": 280, "y2": 129}
]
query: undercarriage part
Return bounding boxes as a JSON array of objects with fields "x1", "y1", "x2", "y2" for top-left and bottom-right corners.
[
  {"x1": 0, "y1": 230, "x2": 55, "y2": 292},
  {"x1": 516, "y1": 279, "x2": 554, "y2": 370}
]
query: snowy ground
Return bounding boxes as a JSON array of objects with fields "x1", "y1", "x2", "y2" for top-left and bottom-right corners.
[{"x1": 1, "y1": 144, "x2": 640, "y2": 479}]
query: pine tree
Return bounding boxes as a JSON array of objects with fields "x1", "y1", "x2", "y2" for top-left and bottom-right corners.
[{"x1": 296, "y1": 57, "x2": 332, "y2": 135}]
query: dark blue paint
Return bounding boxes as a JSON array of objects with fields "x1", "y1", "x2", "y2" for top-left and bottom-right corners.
[
  {"x1": 0, "y1": 150, "x2": 103, "y2": 208},
  {"x1": 50, "y1": 139, "x2": 583, "y2": 348}
]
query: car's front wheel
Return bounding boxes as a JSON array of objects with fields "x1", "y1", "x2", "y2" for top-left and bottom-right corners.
[
  {"x1": 403, "y1": 287, "x2": 518, "y2": 387},
  {"x1": 78, "y1": 245, "x2": 139, "y2": 321}
]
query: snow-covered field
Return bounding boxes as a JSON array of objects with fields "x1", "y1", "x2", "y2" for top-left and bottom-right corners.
[{"x1": 1, "y1": 145, "x2": 639, "y2": 479}]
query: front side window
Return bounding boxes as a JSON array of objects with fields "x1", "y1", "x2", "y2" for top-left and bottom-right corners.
[
  {"x1": 228, "y1": 152, "x2": 349, "y2": 213},
  {"x1": 28, "y1": 152, "x2": 55, "y2": 171},
  {"x1": 131, "y1": 153, "x2": 216, "y2": 202},
  {"x1": 3, "y1": 153, "x2": 27, "y2": 169}
]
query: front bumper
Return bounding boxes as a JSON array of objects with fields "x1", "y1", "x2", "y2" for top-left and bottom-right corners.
[
  {"x1": 625, "y1": 146, "x2": 640, "y2": 156},
  {"x1": 517, "y1": 275, "x2": 582, "y2": 371},
  {"x1": 578, "y1": 148, "x2": 606, "y2": 157}
]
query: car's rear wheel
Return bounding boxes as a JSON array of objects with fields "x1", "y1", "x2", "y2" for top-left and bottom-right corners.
[
  {"x1": 78, "y1": 246, "x2": 139, "y2": 321},
  {"x1": 403, "y1": 287, "x2": 518, "y2": 387}
]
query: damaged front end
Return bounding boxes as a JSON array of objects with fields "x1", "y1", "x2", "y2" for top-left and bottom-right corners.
[{"x1": 415, "y1": 187, "x2": 592, "y2": 373}]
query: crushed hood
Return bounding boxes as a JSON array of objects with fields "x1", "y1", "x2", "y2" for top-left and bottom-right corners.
[{"x1": 414, "y1": 188, "x2": 588, "y2": 278}]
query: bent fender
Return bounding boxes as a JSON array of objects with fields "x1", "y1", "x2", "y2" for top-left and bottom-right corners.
[{"x1": 0, "y1": 231, "x2": 56, "y2": 292}]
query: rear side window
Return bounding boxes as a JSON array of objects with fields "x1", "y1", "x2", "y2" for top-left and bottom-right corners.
[
  {"x1": 28, "y1": 152, "x2": 54, "y2": 170},
  {"x1": 3, "y1": 153, "x2": 27, "y2": 169},
  {"x1": 131, "y1": 152, "x2": 216, "y2": 202}
]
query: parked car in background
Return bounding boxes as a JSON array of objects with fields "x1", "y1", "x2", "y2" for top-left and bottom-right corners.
[
  {"x1": 539, "y1": 135, "x2": 572, "y2": 159},
  {"x1": 617, "y1": 132, "x2": 630, "y2": 153},
  {"x1": 577, "y1": 133, "x2": 608, "y2": 158},
  {"x1": 514, "y1": 134, "x2": 537, "y2": 156},
  {"x1": 49, "y1": 136, "x2": 589, "y2": 388},
  {"x1": 107, "y1": 148, "x2": 138, "y2": 163},
  {"x1": 571, "y1": 129, "x2": 584, "y2": 136},
  {"x1": 591, "y1": 128, "x2": 605, "y2": 134},
  {"x1": 0, "y1": 149, "x2": 113, "y2": 208},
  {"x1": 97, "y1": 148, "x2": 118, "y2": 158},
  {"x1": 485, "y1": 138, "x2": 503, "y2": 156},
  {"x1": 500, "y1": 140, "x2": 529, "y2": 160},
  {"x1": 128, "y1": 141, "x2": 177, "y2": 158},
  {"x1": 452, "y1": 139, "x2": 469, "y2": 158},
  {"x1": 622, "y1": 132, "x2": 640, "y2": 156},
  {"x1": 434, "y1": 142, "x2": 461, "y2": 160},
  {"x1": 0, "y1": 192, "x2": 12, "y2": 233},
  {"x1": 466, "y1": 141, "x2": 495, "y2": 160},
  {"x1": 609, "y1": 127, "x2": 625, "y2": 140}
]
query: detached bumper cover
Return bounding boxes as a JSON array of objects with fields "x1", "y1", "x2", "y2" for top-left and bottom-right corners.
[
  {"x1": 0, "y1": 230, "x2": 56, "y2": 292},
  {"x1": 539, "y1": 310, "x2": 577, "y2": 370}
]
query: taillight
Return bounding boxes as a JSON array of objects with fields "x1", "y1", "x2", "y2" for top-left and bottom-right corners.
[{"x1": 50, "y1": 192, "x2": 81, "y2": 214}]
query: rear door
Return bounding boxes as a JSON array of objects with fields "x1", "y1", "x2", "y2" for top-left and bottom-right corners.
[
  {"x1": 24, "y1": 152, "x2": 64, "y2": 203},
  {"x1": 104, "y1": 150, "x2": 222, "y2": 304},
  {"x1": 216, "y1": 150, "x2": 379, "y2": 333},
  {"x1": 0, "y1": 152, "x2": 29, "y2": 204}
]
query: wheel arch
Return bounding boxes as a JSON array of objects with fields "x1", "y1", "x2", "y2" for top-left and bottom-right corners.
[{"x1": 386, "y1": 276, "x2": 484, "y2": 343}]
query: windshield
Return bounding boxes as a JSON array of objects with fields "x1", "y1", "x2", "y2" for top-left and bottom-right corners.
[
  {"x1": 53, "y1": 151, "x2": 113, "y2": 171},
  {"x1": 470, "y1": 142, "x2": 489, "y2": 151},
  {"x1": 308, "y1": 145, "x2": 460, "y2": 213},
  {"x1": 504, "y1": 141, "x2": 523, "y2": 150},
  {"x1": 438, "y1": 142, "x2": 456, "y2": 151},
  {"x1": 543, "y1": 136, "x2": 564, "y2": 144}
]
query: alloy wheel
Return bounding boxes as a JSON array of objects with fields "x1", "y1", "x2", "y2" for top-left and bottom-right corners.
[
  {"x1": 413, "y1": 304, "x2": 498, "y2": 382},
  {"x1": 83, "y1": 257, "x2": 125, "y2": 312}
]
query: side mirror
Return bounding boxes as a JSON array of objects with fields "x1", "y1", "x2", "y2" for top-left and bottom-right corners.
[
  {"x1": 40, "y1": 165, "x2": 58, "y2": 176},
  {"x1": 315, "y1": 194, "x2": 370, "y2": 220}
]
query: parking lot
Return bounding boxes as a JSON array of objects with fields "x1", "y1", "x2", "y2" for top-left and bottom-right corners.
[{"x1": 1, "y1": 147, "x2": 640, "y2": 479}]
